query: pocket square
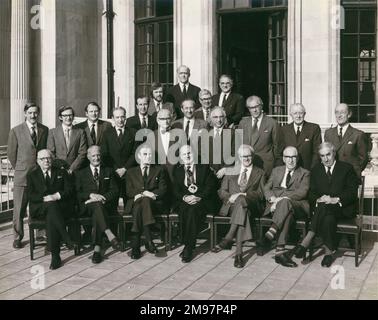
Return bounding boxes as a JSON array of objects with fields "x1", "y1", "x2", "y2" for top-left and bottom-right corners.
[
  {"x1": 57, "y1": 176, "x2": 62, "y2": 179},
  {"x1": 305, "y1": 138, "x2": 310, "y2": 142},
  {"x1": 264, "y1": 130, "x2": 269, "y2": 133},
  {"x1": 104, "y1": 177, "x2": 110, "y2": 180},
  {"x1": 348, "y1": 141, "x2": 353, "y2": 144}
]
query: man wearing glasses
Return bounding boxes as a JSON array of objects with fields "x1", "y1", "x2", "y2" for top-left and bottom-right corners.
[
  {"x1": 257, "y1": 146, "x2": 310, "y2": 268},
  {"x1": 194, "y1": 89, "x2": 214, "y2": 123},
  {"x1": 239, "y1": 95, "x2": 283, "y2": 177},
  {"x1": 47, "y1": 105, "x2": 87, "y2": 174}
]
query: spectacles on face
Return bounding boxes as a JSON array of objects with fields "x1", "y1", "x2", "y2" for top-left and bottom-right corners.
[
  {"x1": 158, "y1": 117, "x2": 171, "y2": 121},
  {"x1": 38, "y1": 157, "x2": 52, "y2": 161},
  {"x1": 240, "y1": 155, "x2": 253, "y2": 159},
  {"x1": 61, "y1": 114, "x2": 74, "y2": 118},
  {"x1": 283, "y1": 155, "x2": 297, "y2": 160},
  {"x1": 247, "y1": 105, "x2": 262, "y2": 109}
]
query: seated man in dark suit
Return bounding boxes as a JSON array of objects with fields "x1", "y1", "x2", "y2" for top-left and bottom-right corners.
[
  {"x1": 172, "y1": 145, "x2": 218, "y2": 263},
  {"x1": 293, "y1": 142, "x2": 359, "y2": 267},
  {"x1": 211, "y1": 74, "x2": 244, "y2": 127},
  {"x1": 166, "y1": 65, "x2": 201, "y2": 119},
  {"x1": 27, "y1": 149, "x2": 75, "y2": 270},
  {"x1": 75, "y1": 145, "x2": 123, "y2": 264},
  {"x1": 216, "y1": 145, "x2": 265, "y2": 268},
  {"x1": 281, "y1": 103, "x2": 322, "y2": 170},
  {"x1": 125, "y1": 145, "x2": 168, "y2": 259},
  {"x1": 257, "y1": 146, "x2": 310, "y2": 268},
  {"x1": 126, "y1": 95, "x2": 157, "y2": 131}
]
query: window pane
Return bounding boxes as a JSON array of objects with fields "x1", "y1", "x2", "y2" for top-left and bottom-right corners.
[
  {"x1": 342, "y1": 82, "x2": 358, "y2": 104},
  {"x1": 156, "y1": 0, "x2": 173, "y2": 17},
  {"x1": 342, "y1": 35, "x2": 359, "y2": 57},
  {"x1": 359, "y1": 106, "x2": 376, "y2": 122},
  {"x1": 360, "y1": 10, "x2": 376, "y2": 33},
  {"x1": 360, "y1": 82, "x2": 376, "y2": 104},
  {"x1": 349, "y1": 105, "x2": 359, "y2": 122},
  {"x1": 159, "y1": 43, "x2": 167, "y2": 62},
  {"x1": 251, "y1": 0, "x2": 262, "y2": 7},
  {"x1": 360, "y1": 35, "x2": 375, "y2": 53},
  {"x1": 344, "y1": 10, "x2": 358, "y2": 33},
  {"x1": 235, "y1": 0, "x2": 250, "y2": 8},
  {"x1": 360, "y1": 59, "x2": 375, "y2": 81},
  {"x1": 342, "y1": 59, "x2": 358, "y2": 80},
  {"x1": 159, "y1": 22, "x2": 167, "y2": 42},
  {"x1": 221, "y1": 0, "x2": 235, "y2": 9}
]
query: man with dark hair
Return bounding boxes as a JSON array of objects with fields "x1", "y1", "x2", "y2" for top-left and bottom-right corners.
[
  {"x1": 48, "y1": 105, "x2": 87, "y2": 174},
  {"x1": 7, "y1": 102, "x2": 49, "y2": 248},
  {"x1": 147, "y1": 82, "x2": 176, "y2": 120},
  {"x1": 126, "y1": 95, "x2": 157, "y2": 131},
  {"x1": 28, "y1": 149, "x2": 75, "y2": 269},
  {"x1": 74, "y1": 102, "x2": 112, "y2": 147},
  {"x1": 166, "y1": 65, "x2": 201, "y2": 119},
  {"x1": 211, "y1": 74, "x2": 244, "y2": 127}
]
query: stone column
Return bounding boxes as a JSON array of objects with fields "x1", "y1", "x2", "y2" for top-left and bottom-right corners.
[{"x1": 10, "y1": 0, "x2": 31, "y2": 128}]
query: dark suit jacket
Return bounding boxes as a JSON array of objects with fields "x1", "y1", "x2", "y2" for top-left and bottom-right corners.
[
  {"x1": 7, "y1": 122, "x2": 49, "y2": 186},
  {"x1": 193, "y1": 108, "x2": 213, "y2": 123},
  {"x1": 47, "y1": 125, "x2": 88, "y2": 172},
  {"x1": 172, "y1": 164, "x2": 219, "y2": 213},
  {"x1": 101, "y1": 127, "x2": 136, "y2": 170},
  {"x1": 125, "y1": 165, "x2": 168, "y2": 214},
  {"x1": 218, "y1": 166, "x2": 265, "y2": 217},
  {"x1": 324, "y1": 125, "x2": 368, "y2": 178},
  {"x1": 74, "y1": 119, "x2": 112, "y2": 147},
  {"x1": 263, "y1": 165, "x2": 310, "y2": 217},
  {"x1": 282, "y1": 121, "x2": 322, "y2": 170},
  {"x1": 147, "y1": 100, "x2": 176, "y2": 120},
  {"x1": 166, "y1": 83, "x2": 201, "y2": 119},
  {"x1": 239, "y1": 115, "x2": 284, "y2": 176},
  {"x1": 27, "y1": 166, "x2": 73, "y2": 218},
  {"x1": 125, "y1": 114, "x2": 157, "y2": 131},
  {"x1": 75, "y1": 166, "x2": 119, "y2": 216},
  {"x1": 171, "y1": 118, "x2": 209, "y2": 140},
  {"x1": 309, "y1": 161, "x2": 359, "y2": 218},
  {"x1": 212, "y1": 92, "x2": 245, "y2": 126}
]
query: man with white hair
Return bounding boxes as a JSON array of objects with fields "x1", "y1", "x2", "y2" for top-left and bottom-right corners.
[
  {"x1": 281, "y1": 103, "x2": 322, "y2": 170},
  {"x1": 194, "y1": 89, "x2": 214, "y2": 122}
]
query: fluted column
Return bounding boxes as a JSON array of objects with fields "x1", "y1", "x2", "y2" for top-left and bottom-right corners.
[{"x1": 10, "y1": 0, "x2": 30, "y2": 128}]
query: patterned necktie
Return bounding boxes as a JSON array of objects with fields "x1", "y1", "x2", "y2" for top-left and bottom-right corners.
[
  {"x1": 156, "y1": 102, "x2": 161, "y2": 112},
  {"x1": 31, "y1": 126, "x2": 37, "y2": 146},
  {"x1": 239, "y1": 168, "x2": 248, "y2": 192},
  {"x1": 64, "y1": 128, "x2": 70, "y2": 149},
  {"x1": 186, "y1": 166, "x2": 194, "y2": 185},
  {"x1": 90, "y1": 124, "x2": 96, "y2": 144},
  {"x1": 221, "y1": 94, "x2": 227, "y2": 107},
  {"x1": 339, "y1": 127, "x2": 343, "y2": 141},
  {"x1": 205, "y1": 109, "x2": 210, "y2": 121},
  {"x1": 251, "y1": 118, "x2": 258, "y2": 134},
  {"x1": 285, "y1": 171, "x2": 292, "y2": 188},
  {"x1": 93, "y1": 167, "x2": 99, "y2": 188},
  {"x1": 326, "y1": 167, "x2": 332, "y2": 183},
  {"x1": 142, "y1": 116, "x2": 147, "y2": 129}
]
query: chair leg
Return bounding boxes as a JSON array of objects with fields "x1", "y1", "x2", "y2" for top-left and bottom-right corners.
[
  {"x1": 29, "y1": 227, "x2": 34, "y2": 260},
  {"x1": 210, "y1": 220, "x2": 214, "y2": 250},
  {"x1": 119, "y1": 220, "x2": 125, "y2": 252},
  {"x1": 355, "y1": 233, "x2": 359, "y2": 267},
  {"x1": 167, "y1": 220, "x2": 172, "y2": 251},
  {"x1": 163, "y1": 219, "x2": 169, "y2": 251}
]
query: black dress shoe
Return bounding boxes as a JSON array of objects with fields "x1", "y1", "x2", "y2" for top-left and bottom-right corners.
[
  {"x1": 321, "y1": 254, "x2": 333, "y2": 268},
  {"x1": 234, "y1": 254, "x2": 244, "y2": 268},
  {"x1": 256, "y1": 238, "x2": 271, "y2": 256},
  {"x1": 13, "y1": 240, "x2": 23, "y2": 249},
  {"x1": 145, "y1": 241, "x2": 158, "y2": 254},
  {"x1": 92, "y1": 251, "x2": 103, "y2": 264},
  {"x1": 131, "y1": 248, "x2": 141, "y2": 260},
  {"x1": 110, "y1": 238, "x2": 123, "y2": 251},
  {"x1": 49, "y1": 255, "x2": 62, "y2": 270},
  {"x1": 181, "y1": 247, "x2": 193, "y2": 263},
  {"x1": 293, "y1": 245, "x2": 307, "y2": 259},
  {"x1": 275, "y1": 253, "x2": 298, "y2": 268},
  {"x1": 218, "y1": 238, "x2": 233, "y2": 250}
]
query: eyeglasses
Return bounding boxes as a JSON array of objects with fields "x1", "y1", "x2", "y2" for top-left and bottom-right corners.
[
  {"x1": 158, "y1": 117, "x2": 171, "y2": 121},
  {"x1": 240, "y1": 155, "x2": 253, "y2": 159},
  {"x1": 283, "y1": 156, "x2": 298, "y2": 160},
  {"x1": 61, "y1": 114, "x2": 74, "y2": 118},
  {"x1": 247, "y1": 105, "x2": 262, "y2": 109},
  {"x1": 38, "y1": 157, "x2": 52, "y2": 161}
]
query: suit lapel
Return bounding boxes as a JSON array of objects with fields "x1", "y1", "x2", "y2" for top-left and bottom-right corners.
[
  {"x1": 296, "y1": 122, "x2": 307, "y2": 146},
  {"x1": 36, "y1": 123, "x2": 45, "y2": 147},
  {"x1": 246, "y1": 167, "x2": 260, "y2": 189},
  {"x1": 67, "y1": 128, "x2": 78, "y2": 154},
  {"x1": 287, "y1": 167, "x2": 299, "y2": 188},
  {"x1": 22, "y1": 122, "x2": 35, "y2": 146},
  {"x1": 83, "y1": 122, "x2": 93, "y2": 144},
  {"x1": 252, "y1": 116, "x2": 266, "y2": 147},
  {"x1": 339, "y1": 125, "x2": 353, "y2": 149},
  {"x1": 57, "y1": 126, "x2": 68, "y2": 154}
]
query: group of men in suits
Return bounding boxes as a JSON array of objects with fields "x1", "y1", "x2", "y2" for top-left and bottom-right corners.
[{"x1": 7, "y1": 63, "x2": 368, "y2": 270}]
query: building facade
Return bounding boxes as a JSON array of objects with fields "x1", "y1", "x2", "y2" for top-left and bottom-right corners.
[{"x1": 0, "y1": 0, "x2": 377, "y2": 145}]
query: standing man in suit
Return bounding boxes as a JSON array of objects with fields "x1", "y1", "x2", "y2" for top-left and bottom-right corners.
[
  {"x1": 257, "y1": 146, "x2": 310, "y2": 268},
  {"x1": 28, "y1": 149, "x2": 75, "y2": 269},
  {"x1": 282, "y1": 103, "x2": 322, "y2": 170},
  {"x1": 172, "y1": 99, "x2": 208, "y2": 144},
  {"x1": 194, "y1": 89, "x2": 214, "y2": 123},
  {"x1": 324, "y1": 103, "x2": 368, "y2": 178},
  {"x1": 239, "y1": 95, "x2": 283, "y2": 177},
  {"x1": 166, "y1": 65, "x2": 201, "y2": 119},
  {"x1": 74, "y1": 102, "x2": 112, "y2": 147},
  {"x1": 48, "y1": 106, "x2": 87, "y2": 174},
  {"x1": 216, "y1": 145, "x2": 265, "y2": 268},
  {"x1": 126, "y1": 95, "x2": 157, "y2": 131},
  {"x1": 101, "y1": 107, "x2": 136, "y2": 203},
  {"x1": 172, "y1": 145, "x2": 218, "y2": 263},
  {"x1": 7, "y1": 102, "x2": 49, "y2": 248},
  {"x1": 212, "y1": 74, "x2": 245, "y2": 127},
  {"x1": 125, "y1": 145, "x2": 168, "y2": 259},
  {"x1": 75, "y1": 145, "x2": 123, "y2": 264},
  {"x1": 293, "y1": 142, "x2": 359, "y2": 267},
  {"x1": 147, "y1": 82, "x2": 176, "y2": 120}
]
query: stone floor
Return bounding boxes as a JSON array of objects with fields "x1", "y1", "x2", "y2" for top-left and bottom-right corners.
[{"x1": 0, "y1": 224, "x2": 377, "y2": 300}]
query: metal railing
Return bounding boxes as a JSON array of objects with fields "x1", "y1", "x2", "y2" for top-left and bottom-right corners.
[{"x1": 0, "y1": 145, "x2": 14, "y2": 222}]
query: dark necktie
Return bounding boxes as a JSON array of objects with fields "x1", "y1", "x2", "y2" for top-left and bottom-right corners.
[
  {"x1": 221, "y1": 94, "x2": 227, "y2": 107},
  {"x1": 326, "y1": 167, "x2": 332, "y2": 183},
  {"x1": 296, "y1": 126, "x2": 301, "y2": 139},
  {"x1": 186, "y1": 166, "x2": 194, "y2": 185},
  {"x1": 93, "y1": 167, "x2": 99, "y2": 188},
  {"x1": 183, "y1": 85, "x2": 187, "y2": 98},
  {"x1": 251, "y1": 118, "x2": 258, "y2": 134},
  {"x1": 285, "y1": 171, "x2": 292, "y2": 188},
  {"x1": 141, "y1": 116, "x2": 147, "y2": 129},
  {"x1": 339, "y1": 127, "x2": 343, "y2": 141},
  {"x1": 143, "y1": 165, "x2": 148, "y2": 188},
  {"x1": 90, "y1": 124, "x2": 96, "y2": 144},
  {"x1": 31, "y1": 126, "x2": 37, "y2": 146},
  {"x1": 45, "y1": 171, "x2": 51, "y2": 189},
  {"x1": 185, "y1": 120, "x2": 190, "y2": 143},
  {"x1": 205, "y1": 109, "x2": 210, "y2": 121},
  {"x1": 118, "y1": 129, "x2": 123, "y2": 142}
]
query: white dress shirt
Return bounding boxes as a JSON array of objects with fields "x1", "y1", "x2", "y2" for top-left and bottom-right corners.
[
  {"x1": 26, "y1": 121, "x2": 38, "y2": 140},
  {"x1": 90, "y1": 165, "x2": 100, "y2": 177},
  {"x1": 324, "y1": 161, "x2": 336, "y2": 175},
  {"x1": 183, "y1": 117, "x2": 195, "y2": 137},
  {"x1": 337, "y1": 124, "x2": 349, "y2": 138},
  {"x1": 219, "y1": 92, "x2": 229, "y2": 106},
  {"x1": 160, "y1": 130, "x2": 170, "y2": 155},
  {"x1": 184, "y1": 164, "x2": 196, "y2": 186},
  {"x1": 179, "y1": 83, "x2": 188, "y2": 93},
  {"x1": 87, "y1": 120, "x2": 98, "y2": 136},
  {"x1": 251, "y1": 114, "x2": 263, "y2": 130},
  {"x1": 139, "y1": 114, "x2": 148, "y2": 127},
  {"x1": 280, "y1": 168, "x2": 294, "y2": 188}
]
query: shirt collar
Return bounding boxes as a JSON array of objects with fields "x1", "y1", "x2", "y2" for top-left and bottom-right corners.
[
  {"x1": 240, "y1": 165, "x2": 252, "y2": 173},
  {"x1": 324, "y1": 161, "x2": 336, "y2": 174},
  {"x1": 62, "y1": 124, "x2": 72, "y2": 131},
  {"x1": 26, "y1": 121, "x2": 36, "y2": 130},
  {"x1": 90, "y1": 164, "x2": 100, "y2": 174},
  {"x1": 338, "y1": 123, "x2": 349, "y2": 133},
  {"x1": 180, "y1": 83, "x2": 188, "y2": 91},
  {"x1": 294, "y1": 123, "x2": 303, "y2": 130},
  {"x1": 87, "y1": 120, "x2": 97, "y2": 127}
]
